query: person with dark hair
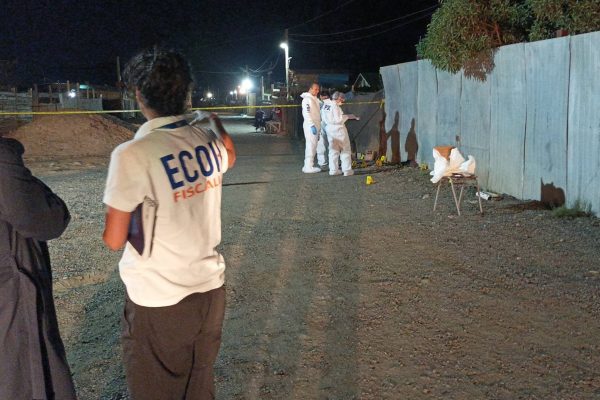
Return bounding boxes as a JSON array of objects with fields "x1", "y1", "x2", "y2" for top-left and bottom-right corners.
[
  {"x1": 102, "y1": 47, "x2": 236, "y2": 400},
  {"x1": 0, "y1": 138, "x2": 76, "y2": 399},
  {"x1": 253, "y1": 108, "x2": 266, "y2": 131}
]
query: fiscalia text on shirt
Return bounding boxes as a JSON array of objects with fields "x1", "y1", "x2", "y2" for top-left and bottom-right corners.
[{"x1": 160, "y1": 140, "x2": 223, "y2": 203}]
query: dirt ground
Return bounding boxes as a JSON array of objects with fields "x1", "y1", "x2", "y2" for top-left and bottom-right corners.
[{"x1": 22, "y1": 118, "x2": 600, "y2": 399}]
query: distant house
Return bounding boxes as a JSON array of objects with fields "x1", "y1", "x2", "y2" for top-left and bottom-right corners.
[
  {"x1": 352, "y1": 73, "x2": 382, "y2": 92},
  {"x1": 291, "y1": 69, "x2": 351, "y2": 96}
]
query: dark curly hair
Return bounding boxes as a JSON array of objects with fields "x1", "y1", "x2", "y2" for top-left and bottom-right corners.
[{"x1": 123, "y1": 47, "x2": 193, "y2": 116}]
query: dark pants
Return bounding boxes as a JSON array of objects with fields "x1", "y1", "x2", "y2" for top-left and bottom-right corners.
[{"x1": 122, "y1": 286, "x2": 226, "y2": 400}]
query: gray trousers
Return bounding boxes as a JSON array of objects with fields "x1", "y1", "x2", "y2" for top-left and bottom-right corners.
[{"x1": 122, "y1": 286, "x2": 226, "y2": 400}]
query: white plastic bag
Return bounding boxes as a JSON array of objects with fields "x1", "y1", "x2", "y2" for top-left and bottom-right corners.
[{"x1": 430, "y1": 148, "x2": 476, "y2": 183}]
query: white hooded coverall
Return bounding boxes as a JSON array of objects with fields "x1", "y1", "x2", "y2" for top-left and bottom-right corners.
[
  {"x1": 316, "y1": 99, "x2": 328, "y2": 166},
  {"x1": 322, "y1": 99, "x2": 352, "y2": 174},
  {"x1": 300, "y1": 92, "x2": 321, "y2": 171}
]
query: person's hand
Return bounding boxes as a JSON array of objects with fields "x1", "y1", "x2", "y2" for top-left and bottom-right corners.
[
  {"x1": 310, "y1": 125, "x2": 317, "y2": 135},
  {"x1": 209, "y1": 113, "x2": 225, "y2": 133}
]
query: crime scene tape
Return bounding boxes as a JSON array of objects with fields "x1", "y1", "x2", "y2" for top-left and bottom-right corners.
[{"x1": 0, "y1": 100, "x2": 385, "y2": 116}]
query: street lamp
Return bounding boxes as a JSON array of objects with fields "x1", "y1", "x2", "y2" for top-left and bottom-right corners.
[
  {"x1": 280, "y1": 42, "x2": 289, "y2": 100},
  {"x1": 241, "y1": 78, "x2": 253, "y2": 92}
]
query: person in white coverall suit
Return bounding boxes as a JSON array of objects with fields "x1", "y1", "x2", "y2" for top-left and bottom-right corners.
[
  {"x1": 300, "y1": 82, "x2": 322, "y2": 173},
  {"x1": 316, "y1": 91, "x2": 329, "y2": 168},
  {"x1": 322, "y1": 91, "x2": 354, "y2": 176}
]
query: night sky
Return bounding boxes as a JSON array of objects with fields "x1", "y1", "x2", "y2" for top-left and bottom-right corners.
[{"x1": 1, "y1": 0, "x2": 438, "y2": 92}]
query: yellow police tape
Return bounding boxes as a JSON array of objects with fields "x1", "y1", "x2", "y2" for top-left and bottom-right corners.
[{"x1": 0, "y1": 100, "x2": 385, "y2": 116}]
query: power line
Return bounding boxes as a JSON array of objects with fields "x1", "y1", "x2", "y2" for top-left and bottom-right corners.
[
  {"x1": 289, "y1": 11, "x2": 435, "y2": 44},
  {"x1": 249, "y1": 51, "x2": 280, "y2": 73},
  {"x1": 287, "y1": 0, "x2": 360, "y2": 31},
  {"x1": 288, "y1": 5, "x2": 438, "y2": 37},
  {"x1": 194, "y1": 70, "x2": 239, "y2": 75},
  {"x1": 250, "y1": 53, "x2": 281, "y2": 74},
  {"x1": 194, "y1": 29, "x2": 282, "y2": 49}
]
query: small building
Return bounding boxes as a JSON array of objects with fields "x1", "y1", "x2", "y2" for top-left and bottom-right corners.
[{"x1": 352, "y1": 73, "x2": 382, "y2": 92}]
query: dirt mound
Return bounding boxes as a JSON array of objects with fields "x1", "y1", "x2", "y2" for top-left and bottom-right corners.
[{"x1": 7, "y1": 114, "x2": 135, "y2": 159}]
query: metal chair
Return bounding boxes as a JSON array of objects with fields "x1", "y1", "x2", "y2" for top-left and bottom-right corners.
[{"x1": 433, "y1": 173, "x2": 483, "y2": 216}]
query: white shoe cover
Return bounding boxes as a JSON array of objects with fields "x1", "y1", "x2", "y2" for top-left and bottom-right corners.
[{"x1": 302, "y1": 166, "x2": 321, "y2": 173}]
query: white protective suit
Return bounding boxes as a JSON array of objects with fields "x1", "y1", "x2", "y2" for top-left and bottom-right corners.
[
  {"x1": 316, "y1": 98, "x2": 328, "y2": 167},
  {"x1": 322, "y1": 99, "x2": 353, "y2": 175},
  {"x1": 300, "y1": 92, "x2": 321, "y2": 173}
]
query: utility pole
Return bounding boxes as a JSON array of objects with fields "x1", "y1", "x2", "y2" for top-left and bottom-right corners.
[
  {"x1": 284, "y1": 28, "x2": 290, "y2": 100},
  {"x1": 116, "y1": 56, "x2": 121, "y2": 83}
]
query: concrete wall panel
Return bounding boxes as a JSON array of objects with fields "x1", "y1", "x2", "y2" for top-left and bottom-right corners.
[
  {"x1": 398, "y1": 62, "x2": 419, "y2": 162},
  {"x1": 436, "y1": 69, "x2": 461, "y2": 147},
  {"x1": 567, "y1": 31, "x2": 600, "y2": 214},
  {"x1": 416, "y1": 61, "x2": 438, "y2": 166},
  {"x1": 460, "y1": 76, "x2": 491, "y2": 188},
  {"x1": 523, "y1": 37, "x2": 570, "y2": 202},
  {"x1": 380, "y1": 65, "x2": 401, "y2": 161},
  {"x1": 489, "y1": 44, "x2": 527, "y2": 198}
]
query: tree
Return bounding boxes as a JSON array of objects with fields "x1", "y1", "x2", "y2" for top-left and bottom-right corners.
[
  {"x1": 528, "y1": 0, "x2": 600, "y2": 41},
  {"x1": 417, "y1": 0, "x2": 600, "y2": 80},
  {"x1": 416, "y1": 0, "x2": 529, "y2": 80}
]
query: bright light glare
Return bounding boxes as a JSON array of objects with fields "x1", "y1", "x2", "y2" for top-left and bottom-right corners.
[
  {"x1": 241, "y1": 78, "x2": 252, "y2": 91},
  {"x1": 229, "y1": 91, "x2": 234, "y2": 95},
  {"x1": 280, "y1": 42, "x2": 288, "y2": 49},
  {"x1": 68, "y1": 90, "x2": 76, "y2": 98},
  {"x1": 207, "y1": 92, "x2": 213, "y2": 99}
]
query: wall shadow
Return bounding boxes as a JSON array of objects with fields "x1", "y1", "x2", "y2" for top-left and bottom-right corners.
[
  {"x1": 404, "y1": 118, "x2": 418, "y2": 166},
  {"x1": 540, "y1": 179, "x2": 565, "y2": 208},
  {"x1": 386, "y1": 111, "x2": 400, "y2": 164},
  {"x1": 378, "y1": 110, "x2": 387, "y2": 159}
]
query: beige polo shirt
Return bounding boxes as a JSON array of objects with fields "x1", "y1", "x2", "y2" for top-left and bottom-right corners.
[{"x1": 103, "y1": 115, "x2": 229, "y2": 307}]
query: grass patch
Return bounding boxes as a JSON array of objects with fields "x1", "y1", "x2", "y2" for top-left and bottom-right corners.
[{"x1": 552, "y1": 200, "x2": 593, "y2": 218}]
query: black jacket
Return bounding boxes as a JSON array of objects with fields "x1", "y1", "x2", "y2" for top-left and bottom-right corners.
[{"x1": 0, "y1": 138, "x2": 76, "y2": 400}]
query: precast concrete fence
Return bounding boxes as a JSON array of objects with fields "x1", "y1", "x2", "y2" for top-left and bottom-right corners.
[{"x1": 380, "y1": 30, "x2": 600, "y2": 214}]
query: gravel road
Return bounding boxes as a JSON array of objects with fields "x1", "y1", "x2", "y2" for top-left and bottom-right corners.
[{"x1": 29, "y1": 118, "x2": 600, "y2": 399}]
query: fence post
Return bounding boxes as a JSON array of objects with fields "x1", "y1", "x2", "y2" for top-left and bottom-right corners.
[
  {"x1": 32, "y1": 84, "x2": 39, "y2": 119},
  {"x1": 12, "y1": 87, "x2": 16, "y2": 114}
]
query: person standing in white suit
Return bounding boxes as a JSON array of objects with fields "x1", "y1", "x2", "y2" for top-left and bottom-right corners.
[
  {"x1": 322, "y1": 91, "x2": 355, "y2": 176},
  {"x1": 316, "y1": 91, "x2": 330, "y2": 168},
  {"x1": 300, "y1": 82, "x2": 322, "y2": 173}
]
